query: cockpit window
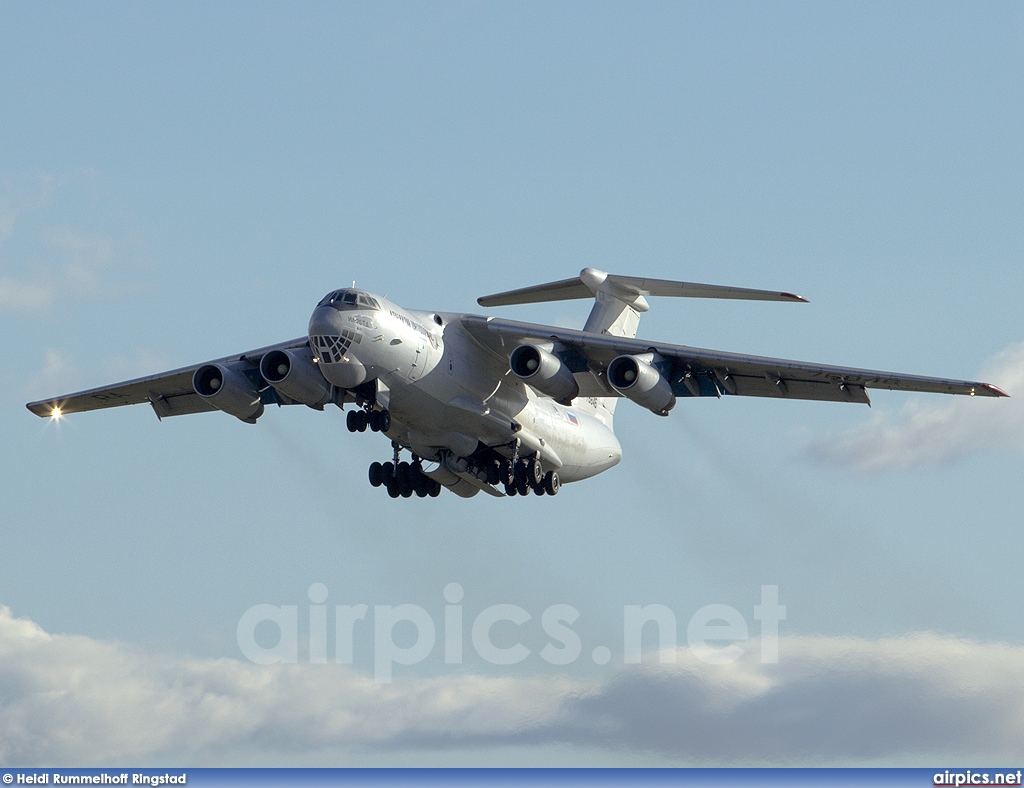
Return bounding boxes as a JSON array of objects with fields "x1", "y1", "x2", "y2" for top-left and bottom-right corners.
[{"x1": 318, "y1": 289, "x2": 379, "y2": 311}]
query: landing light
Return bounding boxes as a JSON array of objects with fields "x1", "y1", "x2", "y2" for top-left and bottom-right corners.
[{"x1": 51, "y1": 406, "x2": 62, "y2": 420}]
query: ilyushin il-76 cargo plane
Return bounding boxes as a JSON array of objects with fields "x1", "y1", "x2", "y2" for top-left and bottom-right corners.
[{"x1": 28, "y1": 269, "x2": 1007, "y2": 499}]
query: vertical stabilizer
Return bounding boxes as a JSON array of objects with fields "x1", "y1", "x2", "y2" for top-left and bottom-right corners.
[{"x1": 579, "y1": 269, "x2": 648, "y2": 338}]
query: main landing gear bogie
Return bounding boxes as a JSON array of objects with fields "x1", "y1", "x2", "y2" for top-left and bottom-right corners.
[
  {"x1": 368, "y1": 458, "x2": 441, "y2": 499},
  {"x1": 346, "y1": 407, "x2": 391, "y2": 434},
  {"x1": 502, "y1": 457, "x2": 560, "y2": 497},
  {"x1": 366, "y1": 438, "x2": 560, "y2": 500}
]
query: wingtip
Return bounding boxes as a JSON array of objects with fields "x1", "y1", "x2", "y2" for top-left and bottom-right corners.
[
  {"x1": 781, "y1": 292, "x2": 810, "y2": 303},
  {"x1": 984, "y1": 383, "x2": 1010, "y2": 398},
  {"x1": 26, "y1": 401, "x2": 52, "y2": 418}
]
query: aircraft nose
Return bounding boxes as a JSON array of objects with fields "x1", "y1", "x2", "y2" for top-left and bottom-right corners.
[
  {"x1": 307, "y1": 304, "x2": 369, "y2": 388},
  {"x1": 308, "y1": 305, "x2": 344, "y2": 337}
]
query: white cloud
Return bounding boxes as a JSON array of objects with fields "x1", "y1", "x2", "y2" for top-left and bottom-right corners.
[
  {"x1": 21, "y1": 349, "x2": 81, "y2": 402},
  {"x1": 0, "y1": 171, "x2": 144, "y2": 315},
  {"x1": 99, "y1": 350, "x2": 171, "y2": 382},
  {"x1": 2, "y1": 606, "x2": 1024, "y2": 765},
  {"x1": 16, "y1": 348, "x2": 169, "y2": 405},
  {"x1": 806, "y1": 342, "x2": 1024, "y2": 471},
  {"x1": 0, "y1": 275, "x2": 53, "y2": 311}
]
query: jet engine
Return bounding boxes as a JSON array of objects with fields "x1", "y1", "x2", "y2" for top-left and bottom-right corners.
[
  {"x1": 193, "y1": 363, "x2": 264, "y2": 423},
  {"x1": 607, "y1": 354, "x2": 676, "y2": 416},
  {"x1": 509, "y1": 344, "x2": 579, "y2": 404},
  {"x1": 259, "y1": 348, "x2": 331, "y2": 408}
]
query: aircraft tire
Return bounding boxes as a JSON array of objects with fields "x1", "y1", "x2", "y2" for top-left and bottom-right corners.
[
  {"x1": 386, "y1": 481, "x2": 400, "y2": 498},
  {"x1": 379, "y1": 409, "x2": 391, "y2": 431},
  {"x1": 528, "y1": 457, "x2": 543, "y2": 485},
  {"x1": 381, "y1": 461, "x2": 395, "y2": 483},
  {"x1": 533, "y1": 483, "x2": 545, "y2": 496},
  {"x1": 346, "y1": 410, "x2": 359, "y2": 432},
  {"x1": 516, "y1": 478, "x2": 530, "y2": 496},
  {"x1": 357, "y1": 411, "x2": 369, "y2": 432},
  {"x1": 429, "y1": 480, "x2": 441, "y2": 497},
  {"x1": 397, "y1": 461, "x2": 411, "y2": 489},
  {"x1": 544, "y1": 471, "x2": 560, "y2": 496},
  {"x1": 368, "y1": 462, "x2": 383, "y2": 487},
  {"x1": 368, "y1": 410, "x2": 381, "y2": 432}
]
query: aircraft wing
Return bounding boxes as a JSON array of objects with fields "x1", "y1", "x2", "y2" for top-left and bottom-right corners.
[
  {"x1": 26, "y1": 337, "x2": 312, "y2": 419},
  {"x1": 461, "y1": 315, "x2": 1008, "y2": 404}
]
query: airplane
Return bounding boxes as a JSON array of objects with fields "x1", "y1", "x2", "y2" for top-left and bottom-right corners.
[{"x1": 27, "y1": 268, "x2": 1008, "y2": 499}]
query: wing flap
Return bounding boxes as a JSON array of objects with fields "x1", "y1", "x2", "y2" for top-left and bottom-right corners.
[
  {"x1": 148, "y1": 391, "x2": 219, "y2": 419},
  {"x1": 718, "y1": 374, "x2": 871, "y2": 404}
]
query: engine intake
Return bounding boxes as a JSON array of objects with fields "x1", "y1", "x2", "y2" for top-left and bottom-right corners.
[
  {"x1": 509, "y1": 344, "x2": 579, "y2": 404},
  {"x1": 260, "y1": 348, "x2": 331, "y2": 408},
  {"x1": 193, "y1": 363, "x2": 264, "y2": 423},
  {"x1": 607, "y1": 354, "x2": 676, "y2": 416}
]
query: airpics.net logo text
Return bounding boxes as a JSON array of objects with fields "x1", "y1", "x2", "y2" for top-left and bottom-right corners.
[{"x1": 236, "y1": 584, "x2": 786, "y2": 682}]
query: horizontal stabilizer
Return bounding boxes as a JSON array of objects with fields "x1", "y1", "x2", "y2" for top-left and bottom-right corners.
[
  {"x1": 477, "y1": 276, "x2": 592, "y2": 306},
  {"x1": 478, "y1": 268, "x2": 808, "y2": 307}
]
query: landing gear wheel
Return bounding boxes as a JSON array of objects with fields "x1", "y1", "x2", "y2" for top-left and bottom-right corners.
[
  {"x1": 528, "y1": 457, "x2": 543, "y2": 486},
  {"x1": 357, "y1": 410, "x2": 369, "y2": 432},
  {"x1": 346, "y1": 410, "x2": 359, "y2": 432},
  {"x1": 368, "y1": 462, "x2": 383, "y2": 487},
  {"x1": 378, "y1": 409, "x2": 391, "y2": 432},
  {"x1": 429, "y1": 480, "x2": 441, "y2": 497},
  {"x1": 397, "y1": 461, "x2": 411, "y2": 491},
  {"x1": 516, "y1": 478, "x2": 530, "y2": 496},
  {"x1": 368, "y1": 410, "x2": 381, "y2": 432},
  {"x1": 533, "y1": 483, "x2": 545, "y2": 496},
  {"x1": 505, "y1": 482, "x2": 517, "y2": 497},
  {"x1": 543, "y1": 471, "x2": 560, "y2": 496},
  {"x1": 386, "y1": 480, "x2": 400, "y2": 498}
]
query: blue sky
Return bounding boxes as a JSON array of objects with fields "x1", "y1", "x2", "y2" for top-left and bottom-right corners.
[{"x1": 2, "y1": 1, "x2": 1023, "y2": 766}]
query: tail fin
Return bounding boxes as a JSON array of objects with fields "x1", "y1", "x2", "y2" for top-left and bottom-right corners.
[{"x1": 477, "y1": 268, "x2": 808, "y2": 339}]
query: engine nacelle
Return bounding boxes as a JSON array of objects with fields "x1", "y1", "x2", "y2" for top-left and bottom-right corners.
[
  {"x1": 259, "y1": 348, "x2": 331, "y2": 408},
  {"x1": 607, "y1": 354, "x2": 676, "y2": 416},
  {"x1": 193, "y1": 363, "x2": 264, "y2": 423},
  {"x1": 509, "y1": 344, "x2": 579, "y2": 404}
]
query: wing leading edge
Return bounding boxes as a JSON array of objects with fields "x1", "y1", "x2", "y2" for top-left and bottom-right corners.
[
  {"x1": 461, "y1": 315, "x2": 1008, "y2": 404},
  {"x1": 26, "y1": 337, "x2": 312, "y2": 420}
]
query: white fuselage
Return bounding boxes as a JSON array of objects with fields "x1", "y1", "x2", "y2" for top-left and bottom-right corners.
[{"x1": 307, "y1": 291, "x2": 621, "y2": 484}]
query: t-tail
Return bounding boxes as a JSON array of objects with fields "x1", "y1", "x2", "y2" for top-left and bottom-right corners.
[{"x1": 478, "y1": 267, "x2": 807, "y2": 338}]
